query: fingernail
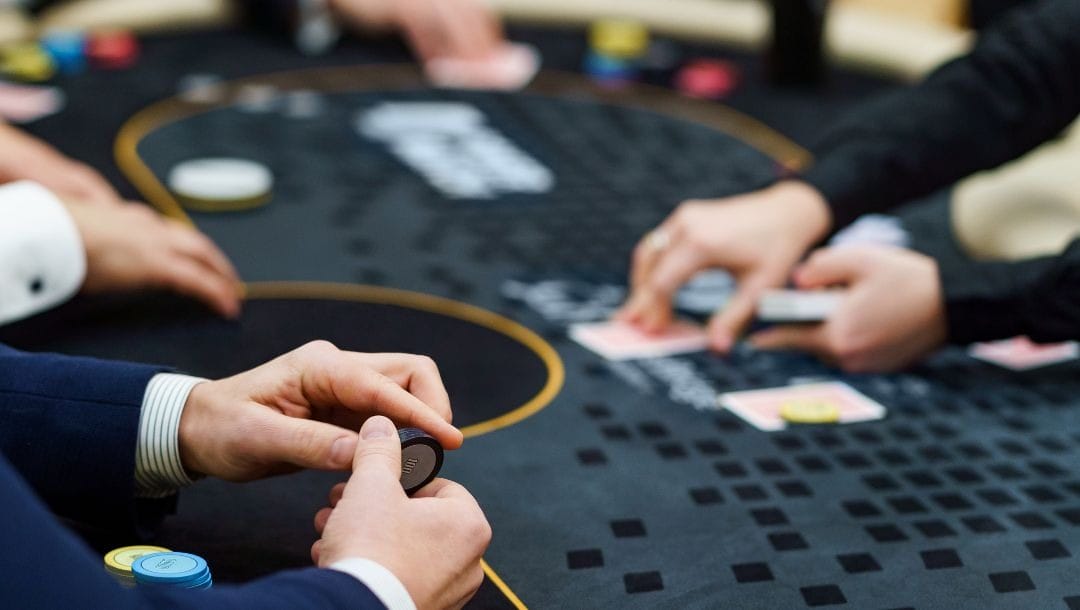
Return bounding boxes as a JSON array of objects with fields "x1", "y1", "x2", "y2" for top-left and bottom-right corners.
[
  {"x1": 330, "y1": 436, "x2": 355, "y2": 466},
  {"x1": 361, "y1": 417, "x2": 395, "y2": 439}
]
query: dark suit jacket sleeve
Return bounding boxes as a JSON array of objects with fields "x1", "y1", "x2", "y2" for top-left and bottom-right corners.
[
  {"x1": 0, "y1": 343, "x2": 165, "y2": 527},
  {"x1": 800, "y1": 0, "x2": 1080, "y2": 229},
  {"x1": 0, "y1": 452, "x2": 387, "y2": 610},
  {"x1": 941, "y1": 237, "x2": 1080, "y2": 344}
]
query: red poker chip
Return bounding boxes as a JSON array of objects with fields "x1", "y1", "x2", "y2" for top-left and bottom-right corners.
[
  {"x1": 87, "y1": 31, "x2": 139, "y2": 70},
  {"x1": 674, "y1": 59, "x2": 739, "y2": 100}
]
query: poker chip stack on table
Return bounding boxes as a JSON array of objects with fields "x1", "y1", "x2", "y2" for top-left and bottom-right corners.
[
  {"x1": 0, "y1": 27, "x2": 138, "y2": 82},
  {"x1": 166, "y1": 157, "x2": 274, "y2": 212},
  {"x1": 583, "y1": 19, "x2": 649, "y2": 86},
  {"x1": 41, "y1": 30, "x2": 87, "y2": 74},
  {"x1": 0, "y1": 42, "x2": 55, "y2": 81},
  {"x1": 131, "y1": 551, "x2": 213, "y2": 590},
  {"x1": 674, "y1": 58, "x2": 739, "y2": 99},
  {"x1": 103, "y1": 545, "x2": 170, "y2": 588},
  {"x1": 86, "y1": 29, "x2": 140, "y2": 69}
]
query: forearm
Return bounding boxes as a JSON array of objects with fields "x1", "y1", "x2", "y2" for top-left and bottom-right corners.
[
  {"x1": 0, "y1": 345, "x2": 164, "y2": 525},
  {"x1": 802, "y1": 0, "x2": 1080, "y2": 230},
  {"x1": 942, "y1": 239, "x2": 1080, "y2": 344}
]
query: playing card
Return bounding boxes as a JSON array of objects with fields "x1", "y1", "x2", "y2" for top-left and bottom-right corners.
[
  {"x1": 719, "y1": 382, "x2": 887, "y2": 431},
  {"x1": 969, "y1": 336, "x2": 1079, "y2": 371},
  {"x1": 757, "y1": 289, "x2": 844, "y2": 323},
  {"x1": 425, "y1": 43, "x2": 541, "y2": 91},
  {"x1": 569, "y1": 319, "x2": 709, "y2": 361},
  {"x1": 675, "y1": 269, "x2": 735, "y2": 315}
]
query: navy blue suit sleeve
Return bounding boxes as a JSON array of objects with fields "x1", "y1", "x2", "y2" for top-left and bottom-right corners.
[
  {"x1": 0, "y1": 453, "x2": 386, "y2": 610},
  {"x1": 0, "y1": 343, "x2": 165, "y2": 527}
]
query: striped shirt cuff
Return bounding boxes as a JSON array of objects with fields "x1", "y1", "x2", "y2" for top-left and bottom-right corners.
[{"x1": 135, "y1": 373, "x2": 207, "y2": 498}]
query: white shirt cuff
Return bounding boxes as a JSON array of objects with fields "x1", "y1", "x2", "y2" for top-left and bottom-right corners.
[
  {"x1": 330, "y1": 558, "x2": 417, "y2": 610},
  {"x1": 0, "y1": 180, "x2": 85, "y2": 325},
  {"x1": 134, "y1": 373, "x2": 207, "y2": 498}
]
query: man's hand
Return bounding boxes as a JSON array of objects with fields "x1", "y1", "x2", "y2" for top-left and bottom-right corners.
[
  {"x1": 749, "y1": 246, "x2": 948, "y2": 372},
  {"x1": 0, "y1": 122, "x2": 120, "y2": 205},
  {"x1": 178, "y1": 341, "x2": 464, "y2": 481},
  {"x1": 62, "y1": 199, "x2": 241, "y2": 318},
  {"x1": 330, "y1": 0, "x2": 504, "y2": 61},
  {"x1": 313, "y1": 416, "x2": 490, "y2": 610},
  {"x1": 616, "y1": 181, "x2": 831, "y2": 351}
]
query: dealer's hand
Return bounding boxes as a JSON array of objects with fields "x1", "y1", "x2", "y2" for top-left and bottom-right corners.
[
  {"x1": 0, "y1": 122, "x2": 120, "y2": 205},
  {"x1": 312, "y1": 416, "x2": 489, "y2": 609},
  {"x1": 750, "y1": 246, "x2": 948, "y2": 372},
  {"x1": 178, "y1": 341, "x2": 463, "y2": 481},
  {"x1": 63, "y1": 199, "x2": 242, "y2": 318},
  {"x1": 330, "y1": 0, "x2": 504, "y2": 61},
  {"x1": 617, "y1": 181, "x2": 831, "y2": 351}
]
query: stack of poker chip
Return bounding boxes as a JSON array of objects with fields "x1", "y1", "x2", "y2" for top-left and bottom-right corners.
[
  {"x1": 583, "y1": 19, "x2": 649, "y2": 87},
  {"x1": 40, "y1": 30, "x2": 88, "y2": 74},
  {"x1": 674, "y1": 59, "x2": 741, "y2": 100},
  {"x1": 132, "y1": 551, "x2": 213, "y2": 590},
  {"x1": 103, "y1": 545, "x2": 171, "y2": 588},
  {"x1": 0, "y1": 43, "x2": 56, "y2": 82}
]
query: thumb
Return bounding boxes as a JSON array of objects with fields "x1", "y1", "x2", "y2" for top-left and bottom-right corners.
[
  {"x1": 794, "y1": 248, "x2": 864, "y2": 289},
  {"x1": 348, "y1": 416, "x2": 403, "y2": 489},
  {"x1": 748, "y1": 325, "x2": 827, "y2": 354},
  {"x1": 255, "y1": 414, "x2": 359, "y2": 471}
]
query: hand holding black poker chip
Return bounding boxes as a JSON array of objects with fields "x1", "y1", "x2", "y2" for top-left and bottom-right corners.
[{"x1": 398, "y1": 427, "x2": 444, "y2": 495}]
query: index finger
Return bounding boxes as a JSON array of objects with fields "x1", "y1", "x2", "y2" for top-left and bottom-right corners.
[
  {"x1": 707, "y1": 268, "x2": 786, "y2": 352},
  {"x1": 349, "y1": 353, "x2": 452, "y2": 424},
  {"x1": 309, "y1": 359, "x2": 463, "y2": 449}
]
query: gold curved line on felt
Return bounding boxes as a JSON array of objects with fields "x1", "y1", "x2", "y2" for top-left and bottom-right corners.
[
  {"x1": 114, "y1": 63, "x2": 811, "y2": 227},
  {"x1": 175, "y1": 193, "x2": 271, "y2": 213},
  {"x1": 243, "y1": 281, "x2": 564, "y2": 440},
  {"x1": 481, "y1": 559, "x2": 528, "y2": 610}
]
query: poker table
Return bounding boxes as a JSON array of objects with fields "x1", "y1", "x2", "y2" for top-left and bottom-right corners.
[{"x1": 6, "y1": 25, "x2": 1080, "y2": 610}]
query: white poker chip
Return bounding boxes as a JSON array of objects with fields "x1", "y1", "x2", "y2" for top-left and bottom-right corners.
[{"x1": 167, "y1": 158, "x2": 273, "y2": 210}]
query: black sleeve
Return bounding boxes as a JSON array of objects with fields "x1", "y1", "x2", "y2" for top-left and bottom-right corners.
[
  {"x1": 942, "y1": 238, "x2": 1080, "y2": 344},
  {"x1": 801, "y1": 0, "x2": 1080, "y2": 229}
]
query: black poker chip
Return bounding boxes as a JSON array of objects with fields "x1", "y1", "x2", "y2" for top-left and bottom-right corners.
[{"x1": 398, "y1": 427, "x2": 444, "y2": 495}]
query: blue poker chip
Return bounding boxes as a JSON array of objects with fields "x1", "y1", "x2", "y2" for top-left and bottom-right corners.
[
  {"x1": 181, "y1": 571, "x2": 213, "y2": 589},
  {"x1": 583, "y1": 51, "x2": 637, "y2": 81},
  {"x1": 132, "y1": 552, "x2": 210, "y2": 586}
]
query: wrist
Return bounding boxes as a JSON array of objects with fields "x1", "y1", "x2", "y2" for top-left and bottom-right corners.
[
  {"x1": 136, "y1": 373, "x2": 207, "y2": 496},
  {"x1": 768, "y1": 180, "x2": 832, "y2": 246}
]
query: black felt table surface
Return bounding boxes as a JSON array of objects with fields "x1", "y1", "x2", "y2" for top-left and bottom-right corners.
[{"x1": 7, "y1": 24, "x2": 1080, "y2": 610}]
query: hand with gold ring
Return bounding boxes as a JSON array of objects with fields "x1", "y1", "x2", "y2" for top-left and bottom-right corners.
[
  {"x1": 615, "y1": 181, "x2": 833, "y2": 352},
  {"x1": 645, "y1": 228, "x2": 671, "y2": 253}
]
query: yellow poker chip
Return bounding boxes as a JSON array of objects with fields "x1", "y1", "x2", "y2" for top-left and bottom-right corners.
[
  {"x1": 589, "y1": 20, "x2": 650, "y2": 59},
  {"x1": 0, "y1": 43, "x2": 56, "y2": 82},
  {"x1": 104, "y1": 545, "x2": 171, "y2": 574},
  {"x1": 780, "y1": 399, "x2": 841, "y2": 424}
]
